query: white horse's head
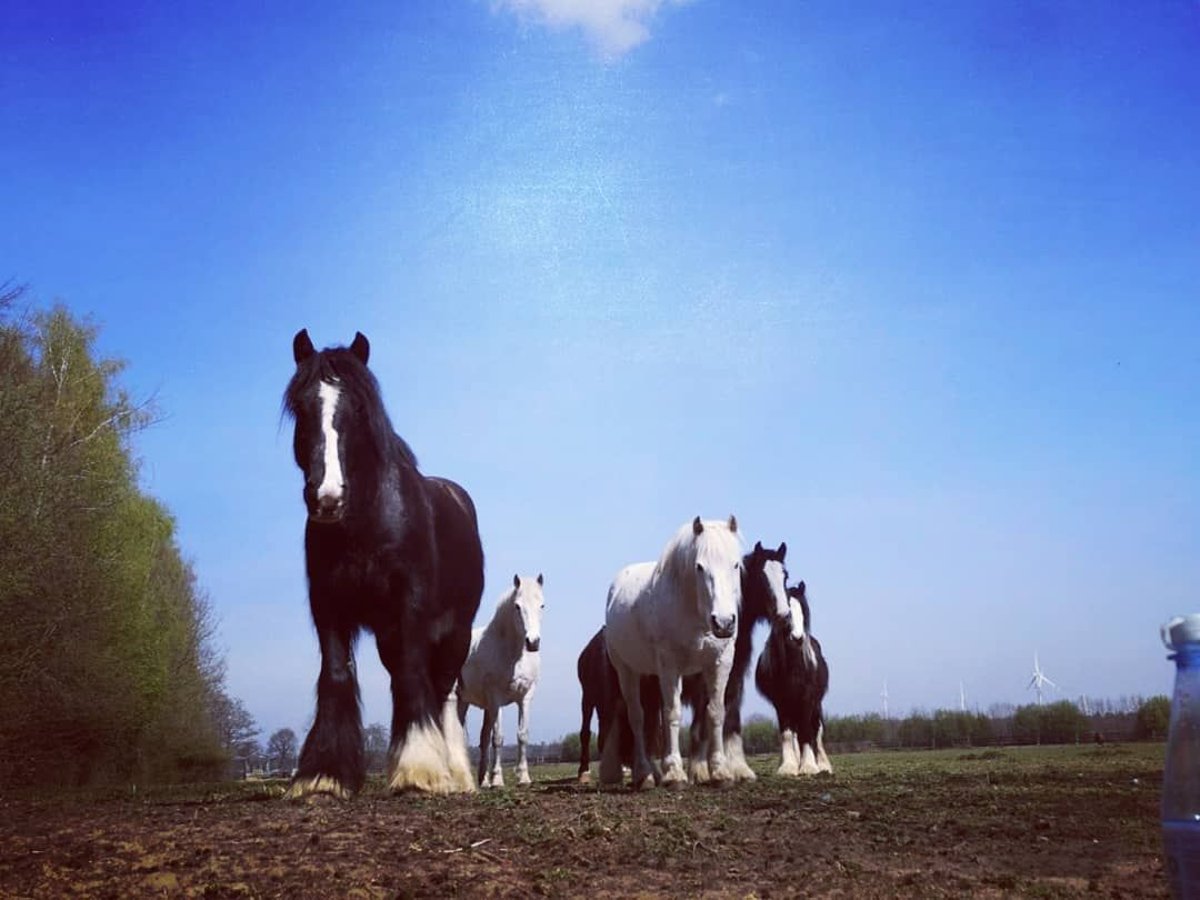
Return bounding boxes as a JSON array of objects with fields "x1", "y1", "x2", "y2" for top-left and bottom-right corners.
[
  {"x1": 510, "y1": 573, "x2": 544, "y2": 653},
  {"x1": 673, "y1": 515, "x2": 743, "y2": 640}
]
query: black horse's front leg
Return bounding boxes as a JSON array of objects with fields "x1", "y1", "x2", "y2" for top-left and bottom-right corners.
[
  {"x1": 288, "y1": 625, "x2": 363, "y2": 799},
  {"x1": 377, "y1": 624, "x2": 475, "y2": 794}
]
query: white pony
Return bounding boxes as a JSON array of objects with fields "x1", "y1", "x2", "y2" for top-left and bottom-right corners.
[
  {"x1": 457, "y1": 574, "x2": 545, "y2": 788},
  {"x1": 602, "y1": 516, "x2": 742, "y2": 789}
]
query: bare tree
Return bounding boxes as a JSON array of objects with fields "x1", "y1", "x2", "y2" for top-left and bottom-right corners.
[{"x1": 266, "y1": 728, "x2": 298, "y2": 774}]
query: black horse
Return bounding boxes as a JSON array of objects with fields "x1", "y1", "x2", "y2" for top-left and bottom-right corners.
[
  {"x1": 682, "y1": 541, "x2": 792, "y2": 782},
  {"x1": 578, "y1": 542, "x2": 791, "y2": 784},
  {"x1": 575, "y1": 627, "x2": 663, "y2": 784},
  {"x1": 754, "y1": 580, "x2": 832, "y2": 776},
  {"x1": 283, "y1": 330, "x2": 485, "y2": 797}
]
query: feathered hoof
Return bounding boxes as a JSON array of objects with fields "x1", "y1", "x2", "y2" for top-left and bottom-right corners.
[
  {"x1": 517, "y1": 774, "x2": 532, "y2": 787},
  {"x1": 634, "y1": 773, "x2": 658, "y2": 791},
  {"x1": 389, "y1": 722, "x2": 477, "y2": 794},
  {"x1": 730, "y1": 758, "x2": 757, "y2": 782},
  {"x1": 285, "y1": 775, "x2": 350, "y2": 802},
  {"x1": 577, "y1": 771, "x2": 592, "y2": 785},
  {"x1": 661, "y1": 766, "x2": 688, "y2": 790},
  {"x1": 688, "y1": 760, "x2": 711, "y2": 783},
  {"x1": 708, "y1": 766, "x2": 735, "y2": 788},
  {"x1": 775, "y1": 763, "x2": 800, "y2": 778}
]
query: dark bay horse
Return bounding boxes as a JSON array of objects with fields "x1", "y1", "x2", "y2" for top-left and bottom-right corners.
[
  {"x1": 283, "y1": 330, "x2": 484, "y2": 797},
  {"x1": 575, "y1": 626, "x2": 662, "y2": 784}
]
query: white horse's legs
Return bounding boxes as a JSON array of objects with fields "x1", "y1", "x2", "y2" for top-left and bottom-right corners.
[
  {"x1": 614, "y1": 662, "x2": 656, "y2": 790},
  {"x1": 442, "y1": 687, "x2": 475, "y2": 792},
  {"x1": 516, "y1": 695, "x2": 532, "y2": 786},
  {"x1": 726, "y1": 732, "x2": 757, "y2": 782},
  {"x1": 798, "y1": 738, "x2": 820, "y2": 775},
  {"x1": 489, "y1": 706, "x2": 505, "y2": 787},
  {"x1": 658, "y1": 673, "x2": 687, "y2": 787},
  {"x1": 777, "y1": 727, "x2": 800, "y2": 776},
  {"x1": 815, "y1": 723, "x2": 833, "y2": 773},
  {"x1": 703, "y1": 664, "x2": 732, "y2": 785}
]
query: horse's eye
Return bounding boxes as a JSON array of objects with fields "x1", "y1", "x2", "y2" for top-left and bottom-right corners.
[{"x1": 696, "y1": 563, "x2": 705, "y2": 574}]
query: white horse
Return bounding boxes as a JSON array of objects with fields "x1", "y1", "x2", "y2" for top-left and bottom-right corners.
[
  {"x1": 458, "y1": 574, "x2": 544, "y2": 788},
  {"x1": 602, "y1": 516, "x2": 742, "y2": 789}
]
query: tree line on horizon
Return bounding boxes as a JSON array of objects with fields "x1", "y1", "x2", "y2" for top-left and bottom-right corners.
[{"x1": 0, "y1": 286, "x2": 254, "y2": 788}]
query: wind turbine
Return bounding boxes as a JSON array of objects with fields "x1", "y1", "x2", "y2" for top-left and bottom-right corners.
[
  {"x1": 959, "y1": 680, "x2": 967, "y2": 713},
  {"x1": 881, "y1": 679, "x2": 890, "y2": 719},
  {"x1": 1027, "y1": 653, "x2": 1057, "y2": 705}
]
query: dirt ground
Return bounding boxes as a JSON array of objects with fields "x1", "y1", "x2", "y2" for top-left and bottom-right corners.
[{"x1": 0, "y1": 743, "x2": 1167, "y2": 898}]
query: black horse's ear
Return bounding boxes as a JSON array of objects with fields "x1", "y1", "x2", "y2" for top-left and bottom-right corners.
[
  {"x1": 293, "y1": 329, "x2": 315, "y2": 364},
  {"x1": 350, "y1": 331, "x2": 370, "y2": 364},
  {"x1": 692, "y1": 516, "x2": 704, "y2": 536},
  {"x1": 753, "y1": 540, "x2": 763, "y2": 554},
  {"x1": 513, "y1": 573, "x2": 521, "y2": 589},
  {"x1": 537, "y1": 573, "x2": 544, "y2": 586},
  {"x1": 778, "y1": 542, "x2": 787, "y2": 561},
  {"x1": 796, "y1": 580, "x2": 806, "y2": 595},
  {"x1": 728, "y1": 514, "x2": 738, "y2": 533}
]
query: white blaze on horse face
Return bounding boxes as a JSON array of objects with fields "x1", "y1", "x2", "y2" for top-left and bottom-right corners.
[
  {"x1": 788, "y1": 595, "x2": 806, "y2": 642},
  {"x1": 762, "y1": 559, "x2": 790, "y2": 623},
  {"x1": 316, "y1": 381, "x2": 344, "y2": 504}
]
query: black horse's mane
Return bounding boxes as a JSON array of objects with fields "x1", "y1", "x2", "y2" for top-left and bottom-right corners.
[{"x1": 282, "y1": 346, "x2": 418, "y2": 469}]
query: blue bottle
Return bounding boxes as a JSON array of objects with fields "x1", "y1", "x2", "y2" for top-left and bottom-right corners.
[{"x1": 1163, "y1": 615, "x2": 1200, "y2": 898}]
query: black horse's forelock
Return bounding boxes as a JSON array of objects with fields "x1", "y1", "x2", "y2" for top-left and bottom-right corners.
[{"x1": 282, "y1": 347, "x2": 417, "y2": 469}]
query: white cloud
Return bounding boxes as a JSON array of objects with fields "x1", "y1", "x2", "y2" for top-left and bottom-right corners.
[{"x1": 491, "y1": 0, "x2": 693, "y2": 58}]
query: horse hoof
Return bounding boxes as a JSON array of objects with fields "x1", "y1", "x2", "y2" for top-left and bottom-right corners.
[
  {"x1": 517, "y1": 776, "x2": 532, "y2": 787},
  {"x1": 709, "y1": 767, "x2": 734, "y2": 787},
  {"x1": 285, "y1": 775, "x2": 350, "y2": 802},
  {"x1": 634, "y1": 772, "x2": 657, "y2": 791},
  {"x1": 688, "y1": 761, "x2": 711, "y2": 784},
  {"x1": 578, "y1": 772, "x2": 592, "y2": 785}
]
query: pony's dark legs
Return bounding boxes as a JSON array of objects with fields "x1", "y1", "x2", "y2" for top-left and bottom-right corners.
[
  {"x1": 290, "y1": 624, "x2": 363, "y2": 798},
  {"x1": 477, "y1": 706, "x2": 497, "y2": 787},
  {"x1": 578, "y1": 696, "x2": 595, "y2": 783}
]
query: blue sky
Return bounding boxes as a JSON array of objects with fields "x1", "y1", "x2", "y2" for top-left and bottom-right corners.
[{"x1": 2, "y1": 1, "x2": 1197, "y2": 744}]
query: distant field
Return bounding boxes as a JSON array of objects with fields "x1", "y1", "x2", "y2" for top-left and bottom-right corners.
[{"x1": 0, "y1": 743, "x2": 1167, "y2": 897}]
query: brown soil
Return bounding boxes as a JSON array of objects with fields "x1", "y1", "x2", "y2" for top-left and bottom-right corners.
[{"x1": 0, "y1": 744, "x2": 1166, "y2": 898}]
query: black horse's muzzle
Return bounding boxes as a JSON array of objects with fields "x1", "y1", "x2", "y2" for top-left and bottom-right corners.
[
  {"x1": 308, "y1": 492, "x2": 344, "y2": 524},
  {"x1": 525, "y1": 637, "x2": 541, "y2": 653}
]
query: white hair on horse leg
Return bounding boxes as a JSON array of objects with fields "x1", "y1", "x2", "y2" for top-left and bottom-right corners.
[
  {"x1": 726, "y1": 732, "x2": 757, "y2": 781},
  {"x1": 777, "y1": 728, "x2": 800, "y2": 776},
  {"x1": 389, "y1": 719, "x2": 466, "y2": 794},
  {"x1": 815, "y1": 723, "x2": 833, "y2": 774},
  {"x1": 284, "y1": 774, "x2": 348, "y2": 801},
  {"x1": 798, "y1": 741, "x2": 820, "y2": 775},
  {"x1": 441, "y1": 692, "x2": 476, "y2": 793}
]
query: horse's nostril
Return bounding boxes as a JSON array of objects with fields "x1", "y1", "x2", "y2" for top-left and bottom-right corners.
[{"x1": 526, "y1": 638, "x2": 540, "y2": 652}]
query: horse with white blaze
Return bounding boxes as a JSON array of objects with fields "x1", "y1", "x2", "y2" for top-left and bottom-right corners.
[
  {"x1": 458, "y1": 574, "x2": 545, "y2": 787},
  {"x1": 755, "y1": 580, "x2": 832, "y2": 776},
  {"x1": 602, "y1": 515, "x2": 743, "y2": 790},
  {"x1": 282, "y1": 330, "x2": 484, "y2": 798}
]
